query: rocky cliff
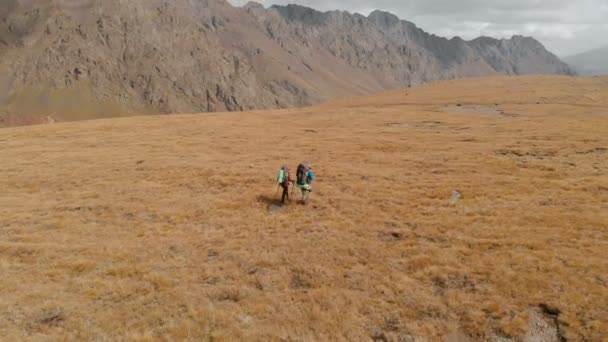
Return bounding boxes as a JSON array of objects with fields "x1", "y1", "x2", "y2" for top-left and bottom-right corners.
[{"x1": 0, "y1": 0, "x2": 572, "y2": 123}]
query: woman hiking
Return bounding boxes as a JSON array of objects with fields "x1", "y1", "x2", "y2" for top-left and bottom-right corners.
[
  {"x1": 296, "y1": 164, "x2": 315, "y2": 205},
  {"x1": 277, "y1": 165, "x2": 295, "y2": 204}
]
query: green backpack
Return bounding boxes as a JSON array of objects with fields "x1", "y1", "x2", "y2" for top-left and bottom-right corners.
[{"x1": 277, "y1": 166, "x2": 289, "y2": 186}]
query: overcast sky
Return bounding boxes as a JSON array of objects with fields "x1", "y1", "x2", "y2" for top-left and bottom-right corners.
[{"x1": 228, "y1": 0, "x2": 607, "y2": 56}]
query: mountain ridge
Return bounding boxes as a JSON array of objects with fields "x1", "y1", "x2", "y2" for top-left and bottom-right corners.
[
  {"x1": 0, "y1": 0, "x2": 573, "y2": 125},
  {"x1": 564, "y1": 45, "x2": 608, "y2": 76}
]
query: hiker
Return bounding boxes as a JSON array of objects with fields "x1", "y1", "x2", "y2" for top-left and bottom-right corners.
[
  {"x1": 296, "y1": 163, "x2": 315, "y2": 204},
  {"x1": 277, "y1": 165, "x2": 294, "y2": 204}
]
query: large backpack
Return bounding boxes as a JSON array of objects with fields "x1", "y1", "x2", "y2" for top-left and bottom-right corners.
[
  {"x1": 296, "y1": 164, "x2": 308, "y2": 185},
  {"x1": 277, "y1": 166, "x2": 289, "y2": 186}
]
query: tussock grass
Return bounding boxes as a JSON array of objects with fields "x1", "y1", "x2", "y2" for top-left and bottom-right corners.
[{"x1": 0, "y1": 76, "x2": 607, "y2": 340}]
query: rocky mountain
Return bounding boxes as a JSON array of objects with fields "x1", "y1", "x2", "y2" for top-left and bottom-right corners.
[
  {"x1": 0, "y1": 0, "x2": 572, "y2": 124},
  {"x1": 564, "y1": 46, "x2": 608, "y2": 76}
]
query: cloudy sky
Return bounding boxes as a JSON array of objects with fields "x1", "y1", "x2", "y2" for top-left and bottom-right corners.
[{"x1": 228, "y1": 0, "x2": 607, "y2": 56}]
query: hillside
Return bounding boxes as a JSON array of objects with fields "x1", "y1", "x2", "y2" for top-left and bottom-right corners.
[
  {"x1": 1, "y1": 76, "x2": 607, "y2": 340},
  {"x1": 564, "y1": 46, "x2": 608, "y2": 75},
  {"x1": 0, "y1": 0, "x2": 572, "y2": 125}
]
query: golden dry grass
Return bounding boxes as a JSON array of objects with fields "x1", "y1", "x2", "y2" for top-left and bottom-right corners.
[{"x1": 0, "y1": 75, "x2": 607, "y2": 341}]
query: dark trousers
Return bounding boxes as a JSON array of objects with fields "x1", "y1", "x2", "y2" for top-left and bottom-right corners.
[{"x1": 281, "y1": 184, "x2": 290, "y2": 203}]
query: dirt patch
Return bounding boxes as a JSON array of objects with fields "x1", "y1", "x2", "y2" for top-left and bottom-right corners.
[
  {"x1": 36, "y1": 308, "x2": 64, "y2": 327},
  {"x1": 576, "y1": 147, "x2": 607, "y2": 155},
  {"x1": 378, "y1": 231, "x2": 403, "y2": 242},
  {"x1": 290, "y1": 269, "x2": 315, "y2": 289},
  {"x1": 432, "y1": 273, "x2": 476, "y2": 294},
  {"x1": 343, "y1": 270, "x2": 367, "y2": 291},
  {"x1": 266, "y1": 203, "x2": 284, "y2": 215},
  {"x1": 441, "y1": 105, "x2": 516, "y2": 117},
  {"x1": 495, "y1": 149, "x2": 557, "y2": 159},
  {"x1": 213, "y1": 287, "x2": 242, "y2": 302},
  {"x1": 385, "y1": 121, "x2": 444, "y2": 129}
]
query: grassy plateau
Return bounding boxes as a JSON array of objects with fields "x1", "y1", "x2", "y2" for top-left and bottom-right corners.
[{"x1": 0, "y1": 76, "x2": 607, "y2": 341}]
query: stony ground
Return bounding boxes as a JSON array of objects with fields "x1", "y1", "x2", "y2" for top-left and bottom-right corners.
[{"x1": 0, "y1": 76, "x2": 607, "y2": 340}]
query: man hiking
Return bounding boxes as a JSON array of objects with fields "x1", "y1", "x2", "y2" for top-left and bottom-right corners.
[
  {"x1": 296, "y1": 163, "x2": 315, "y2": 205},
  {"x1": 276, "y1": 165, "x2": 294, "y2": 204}
]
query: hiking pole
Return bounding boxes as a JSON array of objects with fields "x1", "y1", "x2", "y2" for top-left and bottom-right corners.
[{"x1": 274, "y1": 184, "x2": 280, "y2": 199}]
